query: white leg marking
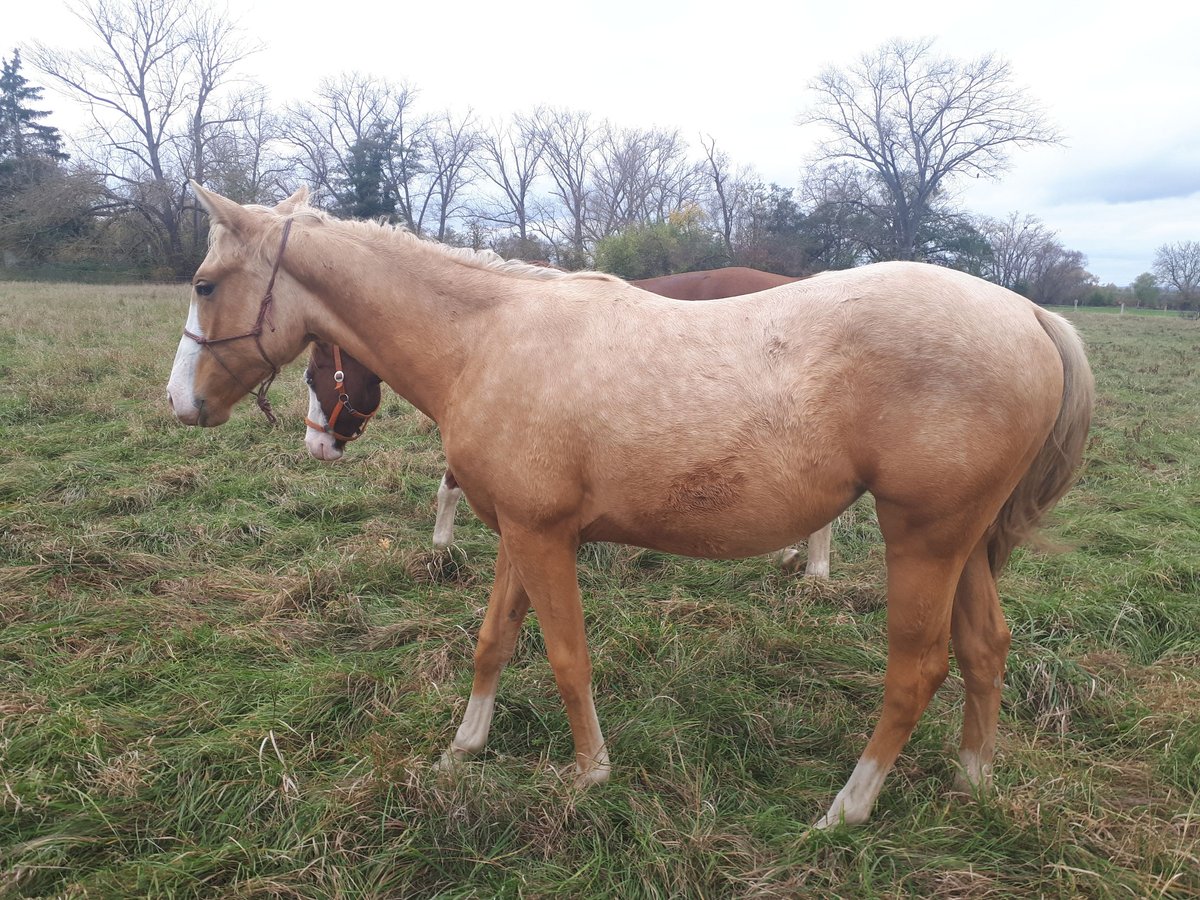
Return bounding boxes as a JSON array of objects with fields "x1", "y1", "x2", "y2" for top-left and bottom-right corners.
[
  {"x1": 167, "y1": 301, "x2": 204, "y2": 423},
  {"x1": 437, "y1": 691, "x2": 496, "y2": 772},
  {"x1": 304, "y1": 384, "x2": 343, "y2": 461},
  {"x1": 804, "y1": 523, "x2": 833, "y2": 579},
  {"x1": 573, "y1": 694, "x2": 611, "y2": 787},
  {"x1": 956, "y1": 748, "x2": 992, "y2": 791},
  {"x1": 432, "y1": 476, "x2": 463, "y2": 548},
  {"x1": 814, "y1": 758, "x2": 886, "y2": 828},
  {"x1": 452, "y1": 692, "x2": 496, "y2": 755}
]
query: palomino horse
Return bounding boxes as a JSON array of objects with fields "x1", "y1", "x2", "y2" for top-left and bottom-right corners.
[
  {"x1": 302, "y1": 266, "x2": 833, "y2": 576},
  {"x1": 168, "y1": 185, "x2": 1092, "y2": 827}
]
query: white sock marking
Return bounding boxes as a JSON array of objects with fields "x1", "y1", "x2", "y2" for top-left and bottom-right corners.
[
  {"x1": 451, "y1": 692, "x2": 495, "y2": 756},
  {"x1": 814, "y1": 758, "x2": 886, "y2": 828},
  {"x1": 433, "y1": 476, "x2": 462, "y2": 548},
  {"x1": 805, "y1": 523, "x2": 833, "y2": 578}
]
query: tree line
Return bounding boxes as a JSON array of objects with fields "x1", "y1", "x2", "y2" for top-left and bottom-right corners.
[{"x1": 2, "y1": 0, "x2": 1197, "y2": 309}]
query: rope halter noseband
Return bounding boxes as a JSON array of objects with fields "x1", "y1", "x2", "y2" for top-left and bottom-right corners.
[
  {"x1": 182, "y1": 218, "x2": 294, "y2": 425},
  {"x1": 304, "y1": 343, "x2": 380, "y2": 443}
]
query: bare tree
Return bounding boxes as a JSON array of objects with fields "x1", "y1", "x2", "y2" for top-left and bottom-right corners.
[
  {"x1": 799, "y1": 37, "x2": 1060, "y2": 261},
  {"x1": 699, "y1": 135, "x2": 746, "y2": 255},
  {"x1": 282, "y1": 72, "x2": 420, "y2": 221},
  {"x1": 473, "y1": 110, "x2": 547, "y2": 248},
  {"x1": 1028, "y1": 243, "x2": 1093, "y2": 306},
  {"x1": 589, "y1": 125, "x2": 700, "y2": 240},
  {"x1": 797, "y1": 163, "x2": 881, "y2": 267},
  {"x1": 979, "y1": 212, "x2": 1055, "y2": 290},
  {"x1": 1153, "y1": 241, "x2": 1200, "y2": 308},
  {"x1": 538, "y1": 107, "x2": 599, "y2": 267},
  {"x1": 422, "y1": 110, "x2": 480, "y2": 241},
  {"x1": 203, "y1": 88, "x2": 288, "y2": 204},
  {"x1": 32, "y1": 0, "x2": 257, "y2": 271}
]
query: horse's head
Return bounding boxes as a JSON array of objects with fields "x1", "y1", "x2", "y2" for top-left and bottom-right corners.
[
  {"x1": 167, "y1": 183, "x2": 313, "y2": 427},
  {"x1": 303, "y1": 341, "x2": 382, "y2": 461}
]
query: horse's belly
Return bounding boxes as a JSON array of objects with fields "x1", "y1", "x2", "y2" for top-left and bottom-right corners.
[{"x1": 583, "y1": 492, "x2": 841, "y2": 560}]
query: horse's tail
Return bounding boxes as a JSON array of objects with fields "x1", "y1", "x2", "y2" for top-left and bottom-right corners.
[{"x1": 987, "y1": 308, "x2": 1095, "y2": 576}]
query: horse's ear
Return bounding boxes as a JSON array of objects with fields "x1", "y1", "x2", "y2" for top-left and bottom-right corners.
[
  {"x1": 274, "y1": 185, "x2": 309, "y2": 215},
  {"x1": 190, "y1": 180, "x2": 251, "y2": 233}
]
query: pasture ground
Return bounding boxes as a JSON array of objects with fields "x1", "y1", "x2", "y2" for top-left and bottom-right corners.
[{"x1": 1, "y1": 282, "x2": 1198, "y2": 898}]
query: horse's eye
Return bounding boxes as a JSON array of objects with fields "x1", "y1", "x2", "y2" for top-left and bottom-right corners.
[
  {"x1": 194, "y1": 281, "x2": 215, "y2": 298},
  {"x1": 304, "y1": 369, "x2": 314, "y2": 387}
]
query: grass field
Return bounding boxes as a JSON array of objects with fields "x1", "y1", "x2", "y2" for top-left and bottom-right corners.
[{"x1": 1, "y1": 281, "x2": 1198, "y2": 898}]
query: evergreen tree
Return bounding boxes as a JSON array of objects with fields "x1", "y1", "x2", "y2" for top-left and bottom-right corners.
[
  {"x1": 0, "y1": 49, "x2": 68, "y2": 183},
  {"x1": 335, "y1": 128, "x2": 398, "y2": 221},
  {"x1": 0, "y1": 49, "x2": 92, "y2": 263}
]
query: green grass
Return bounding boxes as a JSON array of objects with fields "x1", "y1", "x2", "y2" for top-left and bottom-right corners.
[{"x1": 2, "y1": 282, "x2": 1198, "y2": 898}]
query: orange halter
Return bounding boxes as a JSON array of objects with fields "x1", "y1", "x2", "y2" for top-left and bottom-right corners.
[{"x1": 304, "y1": 343, "x2": 379, "y2": 442}]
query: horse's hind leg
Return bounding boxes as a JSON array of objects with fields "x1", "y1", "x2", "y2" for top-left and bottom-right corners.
[
  {"x1": 815, "y1": 503, "x2": 970, "y2": 828},
  {"x1": 805, "y1": 522, "x2": 833, "y2": 578},
  {"x1": 439, "y1": 539, "x2": 530, "y2": 767},
  {"x1": 433, "y1": 470, "x2": 462, "y2": 549},
  {"x1": 950, "y1": 540, "x2": 1011, "y2": 793},
  {"x1": 771, "y1": 522, "x2": 833, "y2": 578}
]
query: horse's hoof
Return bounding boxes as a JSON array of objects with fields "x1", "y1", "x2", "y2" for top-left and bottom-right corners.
[
  {"x1": 812, "y1": 809, "x2": 865, "y2": 830},
  {"x1": 951, "y1": 755, "x2": 993, "y2": 796},
  {"x1": 434, "y1": 748, "x2": 468, "y2": 776},
  {"x1": 775, "y1": 548, "x2": 804, "y2": 574},
  {"x1": 571, "y1": 763, "x2": 611, "y2": 790}
]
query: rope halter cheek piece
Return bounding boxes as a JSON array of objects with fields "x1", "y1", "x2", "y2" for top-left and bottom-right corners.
[
  {"x1": 304, "y1": 343, "x2": 380, "y2": 442},
  {"x1": 182, "y1": 218, "x2": 294, "y2": 425}
]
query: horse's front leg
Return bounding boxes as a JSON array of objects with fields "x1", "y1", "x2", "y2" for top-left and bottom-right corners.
[
  {"x1": 439, "y1": 539, "x2": 530, "y2": 767},
  {"x1": 501, "y1": 522, "x2": 610, "y2": 787}
]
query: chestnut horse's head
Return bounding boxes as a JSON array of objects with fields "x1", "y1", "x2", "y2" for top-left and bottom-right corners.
[
  {"x1": 167, "y1": 183, "x2": 312, "y2": 427},
  {"x1": 303, "y1": 341, "x2": 382, "y2": 461}
]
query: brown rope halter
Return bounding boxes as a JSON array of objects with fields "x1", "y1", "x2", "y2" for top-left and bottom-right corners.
[
  {"x1": 304, "y1": 343, "x2": 380, "y2": 442},
  {"x1": 182, "y1": 219, "x2": 293, "y2": 425}
]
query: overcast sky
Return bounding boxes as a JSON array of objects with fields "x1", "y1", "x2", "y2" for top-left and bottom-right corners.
[{"x1": 10, "y1": 0, "x2": 1200, "y2": 284}]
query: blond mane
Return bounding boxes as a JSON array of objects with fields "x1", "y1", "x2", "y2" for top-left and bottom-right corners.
[{"x1": 283, "y1": 203, "x2": 622, "y2": 285}]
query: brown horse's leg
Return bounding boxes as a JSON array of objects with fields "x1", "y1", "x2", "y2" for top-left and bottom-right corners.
[
  {"x1": 439, "y1": 539, "x2": 530, "y2": 767},
  {"x1": 501, "y1": 524, "x2": 610, "y2": 787},
  {"x1": 950, "y1": 540, "x2": 1011, "y2": 793},
  {"x1": 815, "y1": 503, "x2": 972, "y2": 827}
]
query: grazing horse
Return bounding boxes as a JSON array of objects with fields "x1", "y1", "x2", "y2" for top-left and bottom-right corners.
[
  {"x1": 167, "y1": 185, "x2": 1092, "y2": 827},
  {"x1": 303, "y1": 266, "x2": 833, "y2": 575}
]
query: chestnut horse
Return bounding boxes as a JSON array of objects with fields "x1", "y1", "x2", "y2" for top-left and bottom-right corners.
[
  {"x1": 167, "y1": 185, "x2": 1092, "y2": 827},
  {"x1": 302, "y1": 266, "x2": 832, "y2": 575}
]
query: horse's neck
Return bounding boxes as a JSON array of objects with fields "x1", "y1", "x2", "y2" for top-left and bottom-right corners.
[{"x1": 294, "y1": 231, "x2": 502, "y2": 422}]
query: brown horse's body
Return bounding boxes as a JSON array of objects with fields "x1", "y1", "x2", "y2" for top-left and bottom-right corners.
[
  {"x1": 632, "y1": 266, "x2": 797, "y2": 299},
  {"x1": 169, "y1": 187, "x2": 1093, "y2": 827},
  {"x1": 303, "y1": 264, "x2": 827, "y2": 572}
]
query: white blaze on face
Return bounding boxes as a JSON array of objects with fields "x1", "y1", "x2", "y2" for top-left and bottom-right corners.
[
  {"x1": 167, "y1": 301, "x2": 204, "y2": 424},
  {"x1": 304, "y1": 383, "x2": 343, "y2": 461}
]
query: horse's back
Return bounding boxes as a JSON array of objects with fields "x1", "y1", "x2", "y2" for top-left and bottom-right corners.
[{"x1": 633, "y1": 267, "x2": 797, "y2": 300}]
